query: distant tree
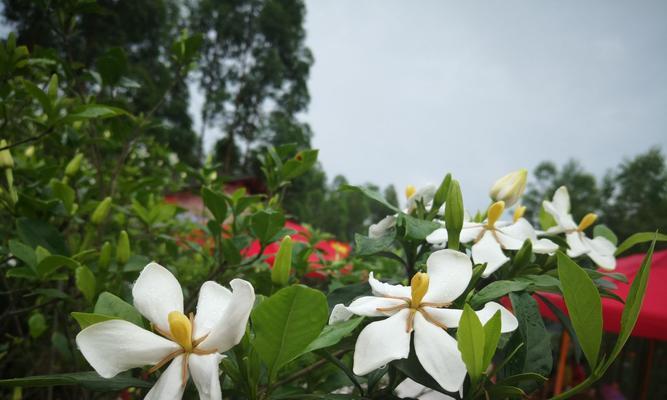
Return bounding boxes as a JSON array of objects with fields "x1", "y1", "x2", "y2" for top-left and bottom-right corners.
[
  {"x1": 1, "y1": 0, "x2": 202, "y2": 166},
  {"x1": 190, "y1": 0, "x2": 313, "y2": 174},
  {"x1": 601, "y1": 148, "x2": 667, "y2": 242}
]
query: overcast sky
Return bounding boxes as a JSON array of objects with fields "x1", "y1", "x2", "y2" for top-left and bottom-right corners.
[{"x1": 289, "y1": 0, "x2": 667, "y2": 211}]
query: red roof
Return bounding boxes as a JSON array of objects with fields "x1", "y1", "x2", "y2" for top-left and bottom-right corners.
[{"x1": 539, "y1": 249, "x2": 667, "y2": 341}]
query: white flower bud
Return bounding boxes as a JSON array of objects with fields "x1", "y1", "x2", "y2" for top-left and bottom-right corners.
[{"x1": 489, "y1": 169, "x2": 527, "y2": 207}]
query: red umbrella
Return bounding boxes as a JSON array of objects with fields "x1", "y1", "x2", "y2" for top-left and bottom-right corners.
[{"x1": 538, "y1": 249, "x2": 667, "y2": 341}]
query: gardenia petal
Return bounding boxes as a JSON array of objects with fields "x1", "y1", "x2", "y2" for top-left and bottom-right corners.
[
  {"x1": 474, "y1": 302, "x2": 519, "y2": 333},
  {"x1": 193, "y1": 281, "x2": 232, "y2": 339},
  {"x1": 353, "y1": 309, "x2": 411, "y2": 375},
  {"x1": 189, "y1": 353, "x2": 224, "y2": 400},
  {"x1": 368, "y1": 272, "x2": 411, "y2": 298},
  {"x1": 543, "y1": 186, "x2": 578, "y2": 232},
  {"x1": 494, "y1": 230, "x2": 525, "y2": 250},
  {"x1": 424, "y1": 302, "x2": 517, "y2": 333},
  {"x1": 76, "y1": 319, "x2": 180, "y2": 379},
  {"x1": 198, "y1": 279, "x2": 255, "y2": 353},
  {"x1": 472, "y1": 231, "x2": 509, "y2": 278},
  {"x1": 329, "y1": 303, "x2": 355, "y2": 324},
  {"x1": 586, "y1": 236, "x2": 617, "y2": 270},
  {"x1": 532, "y1": 238, "x2": 559, "y2": 254},
  {"x1": 407, "y1": 184, "x2": 437, "y2": 210},
  {"x1": 459, "y1": 223, "x2": 484, "y2": 243},
  {"x1": 423, "y1": 250, "x2": 472, "y2": 303},
  {"x1": 395, "y1": 378, "x2": 456, "y2": 400},
  {"x1": 347, "y1": 296, "x2": 407, "y2": 317},
  {"x1": 369, "y1": 215, "x2": 396, "y2": 239},
  {"x1": 566, "y1": 232, "x2": 589, "y2": 258},
  {"x1": 132, "y1": 262, "x2": 184, "y2": 333},
  {"x1": 426, "y1": 228, "x2": 448, "y2": 248},
  {"x1": 413, "y1": 312, "x2": 466, "y2": 392},
  {"x1": 144, "y1": 355, "x2": 187, "y2": 400}
]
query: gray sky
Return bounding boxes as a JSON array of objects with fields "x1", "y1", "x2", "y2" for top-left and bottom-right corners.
[{"x1": 295, "y1": 0, "x2": 667, "y2": 211}]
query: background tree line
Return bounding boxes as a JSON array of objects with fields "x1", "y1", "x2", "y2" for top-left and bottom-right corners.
[{"x1": 3, "y1": 0, "x2": 664, "y2": 245}]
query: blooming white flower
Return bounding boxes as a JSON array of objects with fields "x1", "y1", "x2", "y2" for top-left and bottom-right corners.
[
  {"x1": 543, "y1": 186, "x2": 616, "y2": 270},
  {"x1": 368, "y1": 184, "x2": 439, "y2": 239},
  {"x1": 454, "y1": 201, "x2": 558, "y2": 277},
  {"x1": 368, "y1": 215, "x2": 397, "y2": 239},
  {"x1": 489, "y1": 169, "x2": 528, "y2": 207},
  {"x1": 337, "y1": 250, "x2": 518, "y2": 392},
  {"x1": 76, "y1": 262, "x2": 255, "y2": 400}
]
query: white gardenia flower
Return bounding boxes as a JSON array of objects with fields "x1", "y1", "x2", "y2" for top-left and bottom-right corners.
[
  {"x1": 457, "y1": 201, "x2": 558, "y2": 277},
  {"x1": 337, "y1": 250, "x2": 518, "y2": 392},
  {"x1": 543, "y1": 186, "x2": 616, "y2": 270},
  {"x1": 489, "y1": 169, "x2": 528, "y2": 208},
  {"x1": 368, "y1": 215, "x2": 397, "y2": 239},
  {"x1": 395, "y1": 378, "x2": 456, "y2": 400},
  {"x1": 406, "y1": 184, "x2": 437, "y2": 212},
  {"x1": 76, "y1": 262, "x2": 255, "y2": 400}
]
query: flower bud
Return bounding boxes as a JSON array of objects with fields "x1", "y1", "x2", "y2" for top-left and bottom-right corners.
[
  {"x1": 271, "y1": 235, "x2": 293, "y2": 287},
  {"x1": 405, "y1": 184, "x2": 416, "y2": 200},
  {"x1": 489, "y1": 169, "x2": 527, "y2": 207},
  {"x1": 98, "y1": 241, "x2": 112, "y2": 269},
  {"x1": 65, "y1": 153, "x2": 84, "y2": 176},
  {"x1": 91, "y1": 197, "x2": 112, "y2": 225},
  {"x1": 0, "y1": 140, "x2": 14, "y2": 169},
  {"x1": 116, "y1": 230, "x2": 130, "y2": 265}
]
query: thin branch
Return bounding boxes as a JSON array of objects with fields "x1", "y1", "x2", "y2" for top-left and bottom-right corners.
[{"x1": 0, "y1": 126, "x2": 54, "y2": 152}]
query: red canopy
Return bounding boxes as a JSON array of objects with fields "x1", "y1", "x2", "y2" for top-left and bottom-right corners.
[{"x1": 539, "y1": 249, "x2": 667, "y2": 341}]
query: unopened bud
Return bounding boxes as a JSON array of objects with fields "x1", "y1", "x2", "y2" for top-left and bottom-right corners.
[
  {"x1": 116, "y1": 230, "x2": 130, "y2": 265},
  {"x1": 65, "y1": 153, "x2": 84, "y2": 176},
  {"x1": 489, "y1": 169, "x2": 527, "y2": 208},
  {"x1": 0, "y1": 140, "x2": 14, "y2": 169},
  {"x1": 91, "y1": 197, "x2": 112, "y2": 225}
]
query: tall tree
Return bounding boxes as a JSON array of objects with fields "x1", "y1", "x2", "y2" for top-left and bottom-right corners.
[
  {"x1": 2, "y1": 0, "x2": 202, "y2": 165},
  {"x1": 190, "y1": 0, "x2": 313, "y2": 174}
]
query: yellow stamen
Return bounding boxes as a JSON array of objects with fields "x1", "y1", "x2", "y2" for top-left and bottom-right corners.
[
  {"x1": 513, "y1": 205, "x2": 526, "y2": 222},
  {"x1": 577, "y1": 213, "x2": 597, "y2": 232},
  {"x1": 486, "y1": 201, "x2": 505, "y2": 228},
  {"x1": 405, "y1": 184, "x2": 416, "y2": 200},
  {"x1": 410, "y1": 272, "x2": 429, "y2": 308},
  {"x1": 168, "y1": 311, "x2": 192, "y2": 351}
]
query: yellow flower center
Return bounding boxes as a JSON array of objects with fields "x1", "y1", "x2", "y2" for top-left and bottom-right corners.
[
  {"x1": 405, "y1": 184, "x2": 417, "y2": 200},
  {"x1": 410, "y1": 272, "x2": 429, "y2": 308},
  {"x1": 513, "y1": 205, "x2": 526, "y2": 222},
  {"x1": 577, "y1": 213, "x2": 597, "y2": 232},
  {"x1": 168, "y1": 311, "x2": 193, "y2": 351},
  {"x1": 486, "y1": 201, "x2": 505, "y2": 228}
]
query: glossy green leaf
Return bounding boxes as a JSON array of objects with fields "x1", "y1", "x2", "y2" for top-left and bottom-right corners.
[
  {"x1": 397, "y1": 214, "x2": 440, "y2": 241},
  {"x1": 94, "y1": 292, "x2": 143, "y2": 327},
  {"x1": 28, "y1": 313, "x2": 47, "y2": 338},
  {"x1": 250, "y1": 209, "x2": 285, "y2": 244},
  {"x1": 557, "y1": 252, "x2": 602, "y2": 368},
  {"x1": 282, "y1": 149, "x2": 318, "y2": 180},
  {"x1": 354, "y1": 232, "x2": 395, "y2": 256},
  {"x1": 0, "y1": 372, "x2": 151, "y2": 391},
  {"x1": 251, "y1": 285, "x2": 328, "y2": 379},
  {"x1": 339, "y1": 184, "x2": 400, "y2": 213},
  {"x1": 16, "y1": 217, "x2": 68, "y2": 255},
  {"x1": 8, "y1": 239, "x2": 36, "y2": 269},
  {"x1": 49, "y1": 179, "x2": 76, "y2": 214},
  {"x1": 327, "y1": 282, "x2": 371, "y2": 309},
  {"x1": 75, "y1": 265, "x2": 96, "y2": 302},
  {"x1": 615, "y1": 231, "x2": 667, "y2": 255},
  {"x1": 470, "y1": 280, "x2": 529, "y2": 308},
  {"x1": 71, "y1": 312, "x2": 117, "y2": 329},
  {"x1": 201, "y1": 186, "x2": 228, "y2": 222},
  {"x1": 37, "y1": 255, "x2": 79, "y2": 278},
  {"x1": 303, "y1": 317, "x2": 363, "y2": 354},
  {"x1": 457, "y1": 304, "x2": 485, "y2": 384},
  {"x1": 593, "y1": 224, "x2": 618, "y2": 245},
  {"x1": 482, "y1": 310, "x2": 502, "y2": 371}
]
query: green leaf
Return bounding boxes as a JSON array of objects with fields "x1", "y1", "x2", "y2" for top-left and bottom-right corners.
[
  {"x1": 457, "y1": 304, "x2": 485, "y2": 384},
  {"x1": 593, "y1": 224, "x2": 618, "y2": 246},
  {"x1": 470, "y1": 280, "x2": 530, "y2": 308},
  {"x1": 23, "y1": 80, "x2": 52, "y2": 117},
  {"x1": 8, "y1": 239, "x2": 36, "y2": 269},
  {"x1": 201, "y1": 186, "x2": 228, "y2": 222},
  {"x1": 482, "y1": 311, "x2": 502, "y2": 371},
  {"x1": 0, "y1": 372, "x2": 151, "y2": 391},
  {"x1": 327, "y1": 282, "x2": 371, "y2": 309},
  {"x1": 6, "y1": 267, "x2": 38, "y2": 279},
  {"x1": 63, "y1": 104, "x2": 127, "y2": 122},
  {"x1": 339, "y1": 184, "x2": 400, "y2": 213},
  {"x1": 37, "y1": 255, "x2": 79, "y2": 278},
  {"x1": 504, "y1": 292, "x2": 552, "y2": 387},
  {"x1": 431, "y1": 173, "x2": 451, "y2": 214},
  {"x1": 251, "y1": 285, "x2": 328, "y2": 379},
  {"x1": 539, "y1": 205, "x2": 557, "y2": 231},
  {"x1": 16, "y1": 218, "x2": 69, "y2": 255},
  {"x1": 75, "y1": 266, "x2": 96, "y2": 302},
  {"x1": 281, "y1": 149, "x2": 318, "y2": 180},
  {"x1": 354, "y1": 232, "x2": 395, "y2": 256},
  {"x1": 94, "y1": 292, "x2": 143, "y2": 327},
  {"x1": 28, "y1": 313, "x2": 47, "y2": 338},
  {"x1": 444, "y1": 179, "x2": 464, "y2": 249},
  {"x1": 602, "y1": 237, "x2": 656, "y2": 372},
  {"x1": 496, "y1": 372, "x2": 548, "y2": 387},
  {"x1": 615, "y1": 231, "x2": 667, "y2": 255},
  {"x1": 303, "y1": 317, "x2": 363, "y2": 354},
  {"x1": 557, "y1": 251, "x2": 602, "y2": 368},
  {"x1": 250, "y1": 209, "x2": 285, "y2": 244},
  {"x1": 49, "y1": 179, "x2": 76, "y2": 214},
  {"x1": 96, "y1": 47, "x2": 127, "y2": 86},
  {"x1": 397, "y1": 214, "x2": 440, "y2": 241},
  {"x1": 71, "y1": 312, "x2": 117, "y2": 329}
]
